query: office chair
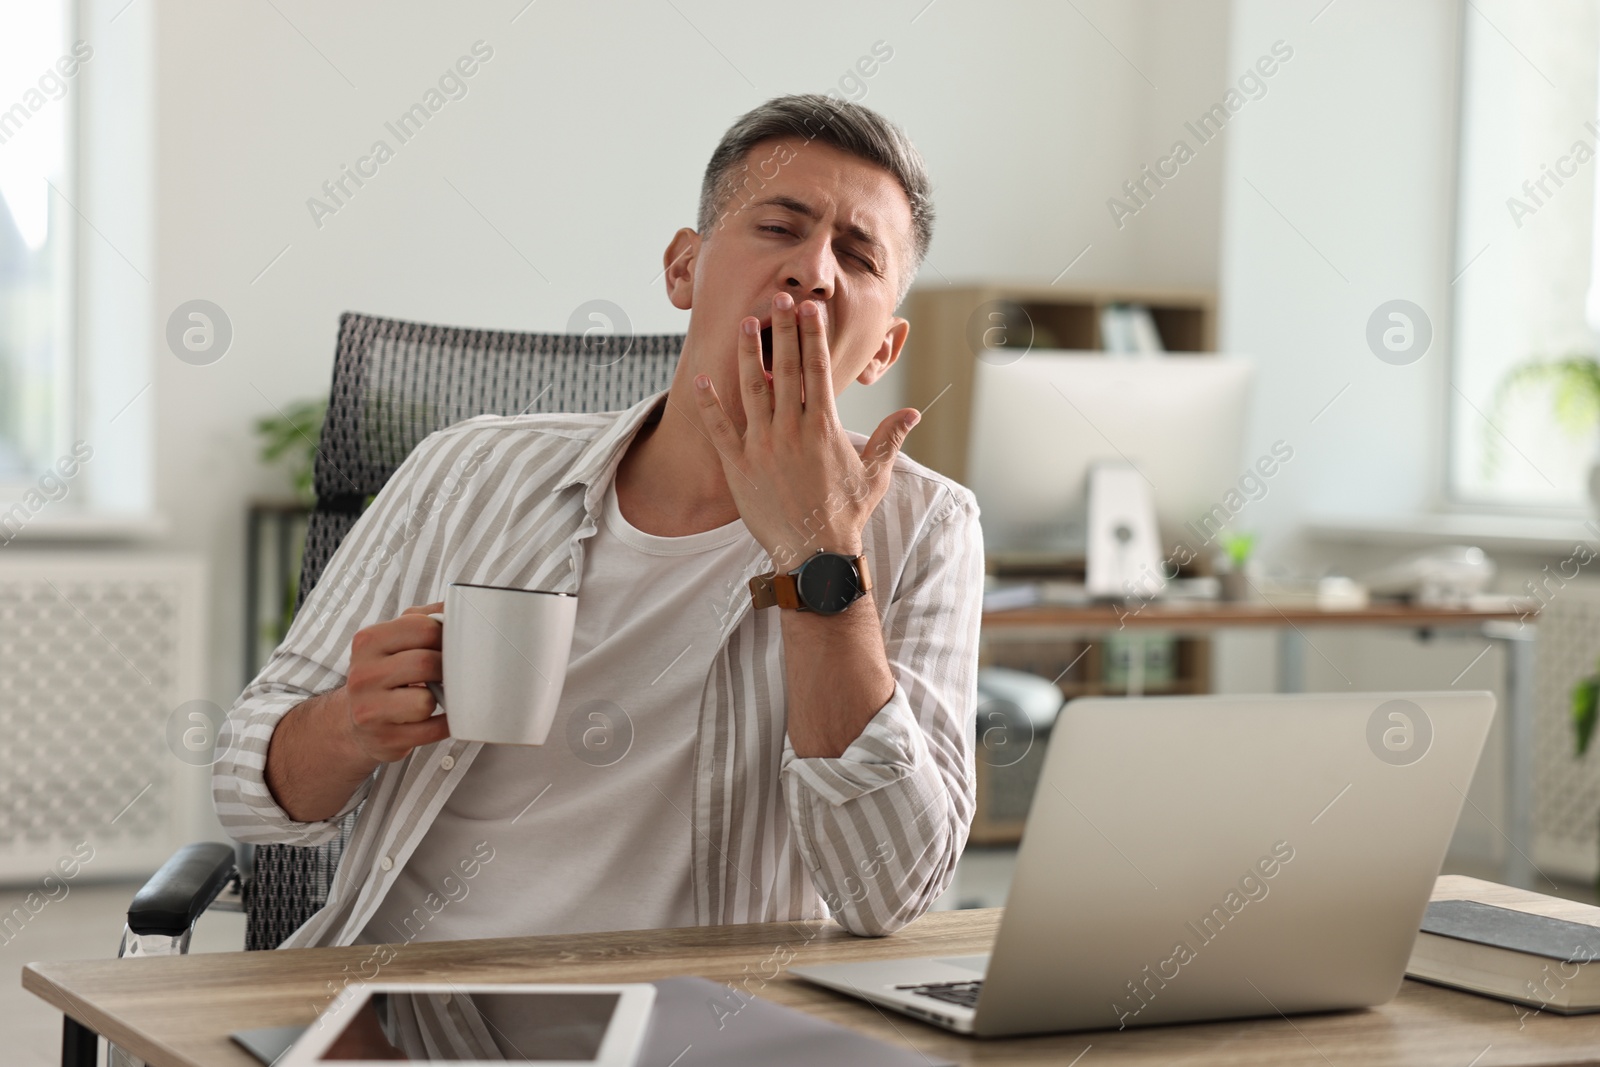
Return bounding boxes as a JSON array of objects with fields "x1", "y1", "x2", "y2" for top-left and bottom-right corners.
[{"x1": 119, "y1": 311, "x2": 684, "y2": 961}]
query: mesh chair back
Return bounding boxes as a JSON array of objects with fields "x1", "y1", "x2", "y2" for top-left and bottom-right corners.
[{"x1": 245, "y1": 311, "x2": 683, "y2": 950}]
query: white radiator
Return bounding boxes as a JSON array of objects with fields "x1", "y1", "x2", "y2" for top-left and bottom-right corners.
[
  {"x1": 0, "y1": 553, "x2": 209, "y2": 883},
  {"x1": 1532, "y1": 583, "x2": 1600, "y2": 882}
]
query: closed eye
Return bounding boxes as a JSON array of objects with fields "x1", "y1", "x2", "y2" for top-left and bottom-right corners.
[{"x1": 759, "y1": 226, "x2": 877, "y2": 272}]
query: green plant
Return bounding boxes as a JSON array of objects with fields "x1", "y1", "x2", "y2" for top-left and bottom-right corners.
[
  {"x1": 1575, "y1": 674, "x2": 1599, "y2": 757},
  {"x1": 1219, "y1": 530, "x2": 1256, "y2": 572},
  {"x1": 1570, "y1": 670, "x2": 1600, "y2": 898},
  {"x1": 253, "y1": 398, "x2": 327, "y2": 507},
  {"x1": 253, "y1": 397, "x2": 324, "y2": 647},
  {"x1": 1485, "y1": 354, "x2": 1600, "y2": 477}
]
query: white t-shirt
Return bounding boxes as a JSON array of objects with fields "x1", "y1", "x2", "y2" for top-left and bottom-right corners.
[{"x1": 358, "y1": 477, "x2": 760, "y2": 944}]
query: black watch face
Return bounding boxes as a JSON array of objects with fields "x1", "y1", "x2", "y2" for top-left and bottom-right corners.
[{"x1": 795, "y1": 553, "x2": 862, "y2": 615}]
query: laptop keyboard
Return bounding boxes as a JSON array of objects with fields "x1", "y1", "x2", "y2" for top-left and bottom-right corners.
[{"x1": 896, "y1": 979, "x2": 983, "y2": 1009}]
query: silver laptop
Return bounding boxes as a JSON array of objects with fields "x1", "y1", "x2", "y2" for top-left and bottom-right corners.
[{"x1": 790, "y1": 690, "x2": 1494, "y2": 1037}]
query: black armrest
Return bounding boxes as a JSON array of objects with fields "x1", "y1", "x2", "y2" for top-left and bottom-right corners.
[{"x1": 128, "y1": 841, "x2": 238, "y2": 937}]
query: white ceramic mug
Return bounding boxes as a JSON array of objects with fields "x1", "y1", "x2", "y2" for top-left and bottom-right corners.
[{"x1": 425, "y1": 582, "x2": 578, "y2": 745}]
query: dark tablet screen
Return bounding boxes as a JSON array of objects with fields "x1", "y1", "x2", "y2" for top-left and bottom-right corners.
[{"x1": 318, "y1": 990, "x2": 621, "y2": 1061}]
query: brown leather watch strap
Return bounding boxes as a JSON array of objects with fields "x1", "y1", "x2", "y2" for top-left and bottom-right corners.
[
  {"x1": 748, "y1": 552, "x2": 870, "y2": 611},
  {"x1": 748, "y1": 572, "x2": 779, "y2": 610}
]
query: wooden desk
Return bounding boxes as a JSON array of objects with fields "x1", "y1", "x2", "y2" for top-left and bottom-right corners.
[
  {"x1": 23, "y1": 877, "x2": 1600, "y2": 1067},
  {"x1": 979, "y1": 599, "x2": 1533, "y2": 697},
  {"x1": 981, "y1": 599, "x2": 1541, "y2": 884},
  {"x1": 982, "y1": 599, "x2": 1532, "y2": 631}
]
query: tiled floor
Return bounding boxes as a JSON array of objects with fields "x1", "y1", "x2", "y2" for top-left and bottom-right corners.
[
  {"x1": 5, "y1": 879, "x2": 245, "y2": 1067},
  {"x1": 5, "y1": 854, "x2": 1593, "y2": 1066}
]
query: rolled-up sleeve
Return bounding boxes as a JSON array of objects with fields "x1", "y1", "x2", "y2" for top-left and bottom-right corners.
[
  {"x1": 211, "y1": 677, "x2": 375, "y2": 847},
  {"x1": 780, "y1": 485, "x2": 984, "y2": 935},
  {"x1": 212, "y1": 432, "x2": 461, "y2": 846}
]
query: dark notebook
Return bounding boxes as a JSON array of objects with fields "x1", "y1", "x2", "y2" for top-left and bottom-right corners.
[
  {"x1": 1421, "y1": 900, "x2": 1600, "y2": 963},
  {"x1": 232, "y1": 975, "x2": 953, "y2": 1066},
  {"x1": 637, "y1": 976, "x2": 954, "y2": 1067},
  {"x1": 230, "y1": 1024, "x2": 302, "y2": 1065}
]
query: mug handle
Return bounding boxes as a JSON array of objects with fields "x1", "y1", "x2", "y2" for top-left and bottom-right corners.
[{"x1": 425, "y1": 612, "x2": 446, "y2": 712}]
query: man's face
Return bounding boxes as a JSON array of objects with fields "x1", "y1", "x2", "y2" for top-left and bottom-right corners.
[{"x1": 664, "y1": 137, "x2": 914, "y2": 432}]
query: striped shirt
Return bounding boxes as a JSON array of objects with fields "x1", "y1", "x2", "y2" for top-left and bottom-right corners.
[{"x1": 212, "y1": 388, "x2": 984, "y2": 946}]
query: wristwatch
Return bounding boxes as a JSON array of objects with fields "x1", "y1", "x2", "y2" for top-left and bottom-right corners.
[{"x1": 748, "y1": 549, "x2": 872, "y2": 615}]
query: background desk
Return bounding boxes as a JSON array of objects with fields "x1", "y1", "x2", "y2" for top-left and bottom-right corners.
[
  {"x1": 22, "y1": 877, "x2": 1600, "y2": 1067},
  {"x1": 979, "y1": 601, "x2": 1537, "y2": 883}
]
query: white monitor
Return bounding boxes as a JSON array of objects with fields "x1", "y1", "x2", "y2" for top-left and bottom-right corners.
[{"x1": 965, "y1": 351, "x2": 1255, "y2": 557}]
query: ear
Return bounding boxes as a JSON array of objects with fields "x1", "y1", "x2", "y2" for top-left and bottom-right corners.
[
  {"x1": 663, "y1": 228, "x2": 699, "y2": 312},
  {"x1": 856, "y1": 316, "x2": 910, "y2": 386}
]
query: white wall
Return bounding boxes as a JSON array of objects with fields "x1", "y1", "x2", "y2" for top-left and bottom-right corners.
[
  {"x1": 1212, "y1": 0, "x2": 1523, "y2": 869},
  {"x1": 27, "y1": 0, "x2": 1543, "y2": 876},
  {"x1": 129, "y1": 0, "x2": 1233, "y2": 719},
  {"x1": 1217, "y1": 0, "x2": 1461, "y2": 562}
]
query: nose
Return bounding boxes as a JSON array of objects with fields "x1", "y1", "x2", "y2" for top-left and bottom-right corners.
[{"x1": 782, "y1": 233, "x2": 836, "y2": 300}]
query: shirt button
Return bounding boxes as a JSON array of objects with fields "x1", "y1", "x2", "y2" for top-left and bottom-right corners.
[
  {"x1": 440, "y1": 755, "x2": 456, "y2": 771},
  {"x1": 379, "y1": 856, "x2": 394, "y2": 871}
]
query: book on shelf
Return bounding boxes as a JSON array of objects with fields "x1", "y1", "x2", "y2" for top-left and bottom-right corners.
[{"x1": 1097, "y1": 303, "x2": 1165, "y2": 355}]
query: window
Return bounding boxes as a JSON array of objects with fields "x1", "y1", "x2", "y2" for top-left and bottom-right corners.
[
  {"x1": 1449, "y1": 1, "x2": 1600, "y2": 510},
  {"x1": 0, "y1": 2, "x2": 76, "y2": 486}
]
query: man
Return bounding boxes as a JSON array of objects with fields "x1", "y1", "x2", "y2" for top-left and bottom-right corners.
[{"x1": 213, "y1": 94, "x2": 984, "y2": 953}]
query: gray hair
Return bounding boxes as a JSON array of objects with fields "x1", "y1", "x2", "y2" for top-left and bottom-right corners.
[{"x1": 697, "y1": 94, "x2": 934, "y2": 305}]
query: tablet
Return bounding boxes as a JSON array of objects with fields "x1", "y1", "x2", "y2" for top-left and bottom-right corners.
[{"x1": 279, "y1": 982, "x2": 657, "y2": 1066}]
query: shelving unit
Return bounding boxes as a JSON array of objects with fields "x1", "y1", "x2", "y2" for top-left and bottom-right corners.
[
  {"x1": 900, "y1": 283, "x2": 1216, "y2": 484},
  {"x1": 244, "y1": 500, "x2": 311, "y2": 689}
]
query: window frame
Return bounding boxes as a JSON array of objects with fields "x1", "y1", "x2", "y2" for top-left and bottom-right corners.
[
  {"x1": 1444, "y1": 0, "x2": 1600, "y2": 519},
  {"x1": 0, "y1": 0, "x2": 82, "y2": 498}
]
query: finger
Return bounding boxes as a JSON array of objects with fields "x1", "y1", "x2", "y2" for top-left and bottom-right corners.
[
  {"x1": 737, "y1": 316, "x2": 770, "y2": 430},
  {"x1": 770, "y1": 291, "x2": 802, "y2": 418},
  {"x1": 402, "y1": 602, "x2": 445, "y2": 616},
  {"x1": 410, "y1": 716, "x2": 453, "y2": 748},
  {"x1": 797, "y1": 299, "x2": 832, "y2": 417},
  {"x1": 693, "y1": 374, "x2": 747, "y2": 461},
  {"x1": 862, "y1": 409, "x2": 921, "y2": 492},
  {"x1": 349, "y1": 685, "x2": 438, "y2": 747},
  {"x1": 404, "y1": 715, "x2": 454, "y2": 750},
  {"x1": 354, "y1": 614, "x2": 442, "y2": 661},
  {"x1": 372, "y1": 648, "x2": 443, "y2": 691},
  {"x1": 376, "y1": 714, "x2": 452, "y2": 758},
  {"x1": 381, "y1": 684, "x2": 443, "y2": 725}
]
